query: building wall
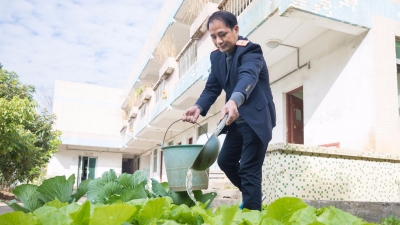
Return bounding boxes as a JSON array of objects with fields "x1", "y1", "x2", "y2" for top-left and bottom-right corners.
[
  {"x1": 139, "y1": 153, "x2": 151, "y2": 171},
  {"x1": 269, "y1": 29, "x2": 376, "y2": 151},
  {"x1": 52, "y1": 80, "x2": 124, "y2": 148},
  {"x1": 371, "y1": 15, "x2": 400, "y2": 154},
  {"x1": 47, "y1": 148, "x2": 122, "y2": 186}
]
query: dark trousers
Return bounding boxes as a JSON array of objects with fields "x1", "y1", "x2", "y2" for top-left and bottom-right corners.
[{"x1": 217, "y1": 122, "x2": 268, "y2": 211}]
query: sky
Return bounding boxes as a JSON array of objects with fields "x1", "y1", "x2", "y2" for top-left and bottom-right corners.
[{"x1": 0, "y1": 0, "x2": 165, "y2": 108}]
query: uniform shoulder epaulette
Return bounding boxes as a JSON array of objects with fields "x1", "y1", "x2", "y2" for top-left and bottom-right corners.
[
  {"x1": 211, "y1": 47, "x2": 219, "y2": 53},
  {"x1": 236, "y1": 40, "x2": 249, "y2": 46}
]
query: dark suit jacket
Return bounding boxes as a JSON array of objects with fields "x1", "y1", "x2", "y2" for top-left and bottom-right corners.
[{"x1": 195, "y1": 36, "x2": 276, "y2": 146}]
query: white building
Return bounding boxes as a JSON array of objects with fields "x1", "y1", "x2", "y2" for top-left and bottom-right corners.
[{"x1": 48, "y1": 0, "x2": 400, "y2": 203}]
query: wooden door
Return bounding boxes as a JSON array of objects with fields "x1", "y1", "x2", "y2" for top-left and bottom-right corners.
[{"x1": 287, "y1": 88, "x2": 304, "y2": 144}]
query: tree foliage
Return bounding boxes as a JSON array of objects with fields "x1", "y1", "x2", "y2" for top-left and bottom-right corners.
[{"x1": 0, "y1": 67, "x2": 61, "y2": 190}]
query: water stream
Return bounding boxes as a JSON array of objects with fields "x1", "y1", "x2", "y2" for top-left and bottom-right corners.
[{"x1": 186, "y1": 168, "x2": 197, "y2": 204}]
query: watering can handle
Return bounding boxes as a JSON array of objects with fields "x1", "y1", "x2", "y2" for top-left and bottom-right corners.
[
  {"x1": 214, "y1": 114, "x2": 228, "y2": 136},
  {"x1": 162, "y1": 119, "x2": 209, "y2": 147}
]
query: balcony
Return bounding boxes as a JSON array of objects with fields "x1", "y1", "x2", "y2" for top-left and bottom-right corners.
[
  {"x1": 133, "y1": 114, "x2": 148, "y2": 137},
  {"x1": 171, "y1": 53, "x2": 211, "y2": 105},
  {"x1": 137, "y1": 87, "x2": 153, "y2": 109},
  {"x1": 129, "y1": 106, "x2": 138, "y2": 120},
  {"x1": 190, "y1": 2, "x2": 218, "y2": 39},
  {"x1": 150, "y1": 98, "x2": 169, "y2": 123},
  {"x1": 177, "y1": 40, "x2": 197, "y2": 78},
  {"x1": 218, "y1": 0, "x2": 254, "y2": 17}
]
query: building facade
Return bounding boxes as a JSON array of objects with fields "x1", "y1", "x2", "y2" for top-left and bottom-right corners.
[{"x1": 48, "y1": 0, "x2": 400, "y2": 203}]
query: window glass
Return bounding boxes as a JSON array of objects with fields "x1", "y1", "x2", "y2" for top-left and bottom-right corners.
[
  {"x1": 129, "y1": 119, "x2": 134, "y2": 132},
  {"x1": 397, "y1": 69, "x2": 400, "y2": 115},
  {"x1": 396, "y1": 39, "x2": 400, "y2": 60},
  {"x1": 141, "y1": 103, "x2": 146, "y2": 118}
]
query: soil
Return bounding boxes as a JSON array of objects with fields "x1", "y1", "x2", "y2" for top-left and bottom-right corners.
[{"x1": 0, "y1": 191, "x2": 18, "y2": 201}]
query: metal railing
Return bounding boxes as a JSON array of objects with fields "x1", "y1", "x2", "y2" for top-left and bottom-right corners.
[
  {"x1": 219, "y1": 0, "x2": 254, "y2": 17},
  {"x1": 177, "y1": 40, "x2": 197, "y2": 78}
]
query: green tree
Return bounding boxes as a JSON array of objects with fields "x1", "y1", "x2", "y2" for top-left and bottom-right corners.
[{"x1": 0, "y1": 68, "x2": 61, "y2": 190}]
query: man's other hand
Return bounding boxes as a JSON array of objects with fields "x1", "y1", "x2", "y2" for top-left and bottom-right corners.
[
  {"x1": 221, "y1": 100, "x2": 239, "y2": 126},
  {"x1": 183, "y1": 106, "x2": 200, "y2": 123}
]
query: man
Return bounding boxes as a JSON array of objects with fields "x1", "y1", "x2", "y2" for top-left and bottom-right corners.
[{"x1": 182, "y1": 10, "x2": 276, "y2": 210}]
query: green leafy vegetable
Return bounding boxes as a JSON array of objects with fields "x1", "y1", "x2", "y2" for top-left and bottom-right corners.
[
  {"x1": 10, "y1": 184, "x2": 43, "y2": 212},
  {"x1": 0, "y1": 211, "x2": 38, "y2": 225},
  {"x1": 70, "y1": 178, "x2": 91, "y2": 203},
  {"x1": 264, "y1": 197, "x2": 308, "y2": 224},
  {"x1": 36, "y1": 175, "x2": 75, "y2": 203},
  {"x1": 89, "y1": 204, "x2": 137, "y2": 225}
]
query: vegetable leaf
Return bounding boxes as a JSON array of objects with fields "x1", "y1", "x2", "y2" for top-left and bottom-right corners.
[
  {"x1": 36, "y1": 175, "x2": 75, "y2": 203},
  {"x1": 88, "y1": 204, "x2": 137, "y2": 225},
  {"x1": 264, "y1": 197, "x2": 307, "y2": 224},
  {"x1": 5, "y1": 200, "x2": 30, "y2": 213},
  {"x1": 12, "y1": 184, "x2": 43, "y2": 212},
  {"x1": 260, "y1": 217, "x2": 285, "y2": 225},
  {"x1": 87, "y1": 179, "x2": 124, "y2": 204},
  {"x1": 120, "y1": 183, "x2": 147, "y2": 202},
  {"x1": 38, "y1": 210, "x2": 72, "y2": 225},
  {"x1": 70, "y1": 201, "x2": 91, "y2": 225},
  {"x1": 194, "y1": 191, "x2": 217, "y2": 208},
  {"x1": 151, "y1": 178, "x2": 169, "y2": 197},
  {"x1": 70, "y1": 178, "x2": 91, "y2": 203},
  {"x1": 138, "y1": 197, "x2": 170, "y2": 224},
  {"x1": 289, "y1": 206, "x2": 320, "y2": 225},
  {"x1": 317, "y1": 206, "x2": 366, "y2": 225},
  {"x1": 44, "y1": 199, "x2": 69, "y2": 209},
  {"x1": 0, "y1": 211, "x2": 38, "y2": 225}
]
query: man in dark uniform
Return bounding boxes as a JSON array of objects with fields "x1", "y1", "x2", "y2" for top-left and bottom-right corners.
[{"x1": 183, "y1": 10, "x2": 276, "y2": 211}]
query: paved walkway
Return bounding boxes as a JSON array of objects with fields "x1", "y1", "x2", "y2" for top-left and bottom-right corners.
[{"x1": 0, "y1": 202, "x2": 14, "y2": 215}]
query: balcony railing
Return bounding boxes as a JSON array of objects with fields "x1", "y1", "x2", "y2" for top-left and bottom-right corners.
[
  {"x1": 171, "y1": 54, "x2": 211, "y2": 103},
  {"x1": 177, "y1": 40, "x2": 197, "y2": 78},
  {"x1": 219, "y1": 0, "x2": 254, "y2": 17},
  {"x1": 150, "y1": 98, "x2": 169, "y2": 122},
  {"x1": 133, "y1": 115, "x2": 147, "y2": 137}
]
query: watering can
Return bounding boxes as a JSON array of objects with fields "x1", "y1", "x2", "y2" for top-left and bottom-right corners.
[{"x1": 161, "y1": 115, "x2": 228, "y2": 171}]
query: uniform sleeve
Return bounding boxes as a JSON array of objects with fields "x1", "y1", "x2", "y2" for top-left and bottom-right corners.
[{"x1": 234, "y1": 43, "x2": 264, "y2": 102}]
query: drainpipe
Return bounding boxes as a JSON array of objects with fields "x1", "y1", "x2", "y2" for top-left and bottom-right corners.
[{"x1": 270, "y1": 44, "x2": 310, "y2": 85}]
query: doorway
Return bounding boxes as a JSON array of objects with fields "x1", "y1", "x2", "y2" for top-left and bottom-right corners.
[
  {"x1": 286, "y1": 87, "x2": 304, "y2": 144},
  {"x1": 77, "y1": 156, "x2": 96, "y2": 185},
  {"x1": 122, "y1": 158, "x2": 134, "y2": 174}
]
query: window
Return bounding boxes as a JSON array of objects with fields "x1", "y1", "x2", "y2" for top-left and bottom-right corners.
[
  {"x1": 153, "y1": 149, "x2": 158, "y2": 172},
  {"x1": 155, "y1": 80, "x2": 165, "y2": 102},
  {"x1": 198, "y1": 123, "x2": 208, "y2": 137},
  {"x1": 396, "y1": 39, "x2": 400, "y2": 115},
  {"x1": 129, "y1": 119, "x2": 134, "y2": 132},
  {"x1": 188, "y1": 137, "x2": 193, "y2": 144},
  {"x1": 168, "y1": 141, "x2": 174, "y2": 146},
  {"x1": 140, "y1": 103, "x2": 146, "y2": 118}
]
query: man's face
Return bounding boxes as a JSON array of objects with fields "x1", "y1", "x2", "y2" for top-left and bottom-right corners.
[{"x1": 209, "y1": 19, "x2": 239, "y2": 53}]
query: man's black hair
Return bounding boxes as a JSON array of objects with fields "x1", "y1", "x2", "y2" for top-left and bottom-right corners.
[{"x1": 207, "y1": 10, "x2": 237, "y2": 30}]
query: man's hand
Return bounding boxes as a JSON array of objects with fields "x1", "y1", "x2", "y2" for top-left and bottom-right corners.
[
  {"x1": 183, "y1": 106, "x2": 201, "y2": 123},
  {"x1": 220, "y1": 100, "x2": 239, "y2": 126}
]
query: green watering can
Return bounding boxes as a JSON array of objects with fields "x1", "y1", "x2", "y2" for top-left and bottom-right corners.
[{"x1": 161, "y1": 114, "x2": 228, "y2": 171}]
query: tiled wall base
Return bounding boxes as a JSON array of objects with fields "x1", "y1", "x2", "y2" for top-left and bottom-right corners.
[
  {"x1": 303, "y1": 200, "x2": 400, "y2": 223},
  {"x1": 263, "y1": 143, "x2": 400, "y2": 204}
]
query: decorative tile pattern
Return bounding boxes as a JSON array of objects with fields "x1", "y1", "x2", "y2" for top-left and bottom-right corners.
[{"x1": 262, "y1": 143, "x2": 400, "y2": 203}]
